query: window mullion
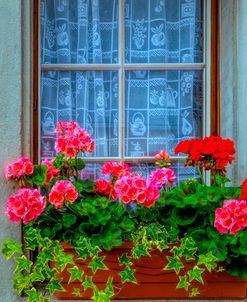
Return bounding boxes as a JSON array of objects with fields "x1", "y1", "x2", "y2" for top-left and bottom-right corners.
[{"x1": 119, "y1": 0, "x2": 125, "y2": 162}]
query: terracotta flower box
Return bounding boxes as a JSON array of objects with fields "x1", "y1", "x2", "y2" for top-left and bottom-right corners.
[{"x1": 53, "y1": 242, "x2": 247, "y2": 300}]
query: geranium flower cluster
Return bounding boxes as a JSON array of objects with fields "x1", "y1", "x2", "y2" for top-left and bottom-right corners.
[
  {"x1": 239, "y1": 178, "x2": 247, "y2": 201},
  {"x1": 94, "y1": 179, "x2": 113, "y2": 196},
  {"x1": 174, "y1": 136, "x2": 235, "y2": 174},
  {"x1": 6, "y1": 189, "x2": 46, "y2": 224},
  {"x1": 41, "y1": 159, "x2": 60, "y2": 186},
  {"x1": 49, "y1": 180, "x2": 78, "y2": 209},
  {"x1": 55, "y1": 121, "x2": 95, "y2": 157},
  {"x1": 101, "y1": 162, "x2": 130, "y2": 178},
  {"x1": 113, "y1": 174, "x2": 160, "y2": 208},
  {"x1": 105, "y1": 162, "x2": 176, "y2": 207},
  {"x1": 214, "y1": 199, "x2": 247, "y2": 234},
  {"x1": 5, "y1": 157, "x2": 34, "y2": 180}
]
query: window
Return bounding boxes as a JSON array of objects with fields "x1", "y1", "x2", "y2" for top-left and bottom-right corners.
[{"x1": 34, "y1": 0, "x2": 219, "y2": 182}]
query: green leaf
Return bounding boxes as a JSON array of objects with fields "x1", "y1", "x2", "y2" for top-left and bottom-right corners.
[
  {"x1": 73, "y1": 181, "x2": 83, "y2": 192},
  {"x1": 46, "y1": 278, "x2": 65, "y2": 295},
  {"x1": 119, "y1": 253, "x2": 133, "y2": 267},
  {"x1": 176, "y1": 275, "x2": 190, "y2": 291},
  {"x1": 88, "y1": 256, "x2": 108, "y2": 274},
  {"x1": 72, "y1": 288, "x2": 82, "y2": 297},
  {"x1": 105, "y1": 277, "x2": 114, "y2": 297},
  {"x1": 80, "y1": 179, "x2": 96, "y2": 192},
  {"x1": 189, "y1": 288, "x2": 200, "y2": 297},
  {"x1": 29, "y1": 164, "x2": 48, "y2": 186},
  {"x1": 119, "y1": 268, "x2": 137, "y2": 284},
  {"x1": 171, "y1": 207, "x2": 197, "y2": 226},
  {"x1": 68, "y1": 266, "x2": 84, "y2": 284},
  {"x1": 197, "y1": 252, "x2": 218, "y2": 272},
  {"x1": 13, "y1": 273, "x2": 31, "y2": 294},
  {"x1": 2, "y1": 240, "x2": 22, "y2": 260},
  {"x1": 188, "y1": 266, "x2": 205, "y2": 284},
  {"x1": 132, "y1": 243, "x2": 150, "y2": 258},
  {"x1": 56, "y1": 252, "x2": 75, "y2": 271},
  {"x1": 14, "y1": 255, "x2": 32, "y2": 273},
  {"x1": 53, "y1": 153, "x2": 66, "y2": 170},
  {"x1": 25, "y1": 287, "x2": 41, "y2": 302},
  {"x1": 83, "y1": 275, "x2": 94, "y2": 291},
  {"x1": 68, "y1": 158, "x2": 85, "y2": 171},
  {"x1": 164, "y1": 256, "x2": 184, "y2": 274},
  {"x1": 62, "y1": 213, "x2": 77, "y2": 228}
]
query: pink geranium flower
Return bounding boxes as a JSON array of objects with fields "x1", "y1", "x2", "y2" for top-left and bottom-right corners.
[
  {"x1": 49, "y1": 180, "x2": 78, "y2": 208},
  {"x1": 101, "y1": 162, "x2": 130, "y2": 178},
  {"x1": 55, "y1": 121, "x2": 95, "y2": 157},
  {"x1": 94, "y1": 179, "x2": 112, "y2": 196},
  {"x1": 6, "y1": 189, "x2": 46, "y2": 224},
  {"x1": 149, "y1": 168, "x2": 176, "y2": 187},
  {"x1": 214, "y1": 199, "x2": 247, "y2": 234},
  {"x1": 41, "y1": 159, "x2": 60, "y2": 186},
  {"x1": 5, "y1": 157, "x2": 34, "y2": 180}
]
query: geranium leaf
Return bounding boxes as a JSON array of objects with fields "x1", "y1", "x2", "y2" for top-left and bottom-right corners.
[
  {"x1": 119, "y1": 268, "x2": 137, "y2": 284},
  {"x1": 68, "y1": 266, "x2": 84, "y2": 283},
  {"x1": 2, "y1": 240, "x2": 22, "y2": 260},
  {"x1": 88, "y1": 256, "x2": 108, "y2": 273},
  {"x1": 176, "y1": 275, "x2": 190, "y2": 291}
]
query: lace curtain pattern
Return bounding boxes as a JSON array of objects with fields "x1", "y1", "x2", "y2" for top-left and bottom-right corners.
[{"x1": 40, "y1": 0, "x2": 203, "y2": 181}]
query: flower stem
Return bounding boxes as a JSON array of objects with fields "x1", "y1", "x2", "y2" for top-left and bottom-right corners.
[{"x1": 196, "y1": 164, "x2": 205, "y2": 186}]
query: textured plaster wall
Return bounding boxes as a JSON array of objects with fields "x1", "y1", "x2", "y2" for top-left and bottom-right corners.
[
  {"x1": 220, "y1": 0, "x2": 247, "y2": 184},
  {"x1": 0, "y1": 0, "x2": 32, "y2": 301}
]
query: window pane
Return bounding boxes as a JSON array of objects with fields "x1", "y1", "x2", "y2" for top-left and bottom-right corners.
[
  {"x1": 129, "y1": 162, "x2": 200, "y2": 184},
  {"x1": 40, "y1": 70, "x2": 119, "y2": 159},
  {"x1": 79, "y1": 162, "x2": 200, "y2": 185},
  {"x1": 125, "y1": 0, "x2": 203, "y2": 63},
  {"x1": 125, "y1": 70, "x2": 203, "y2": 157},
  {"x1": 40, "y1": 0, "x2": 119, "y2": 64}
]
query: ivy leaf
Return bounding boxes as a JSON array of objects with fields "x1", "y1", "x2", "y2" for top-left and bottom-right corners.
[
  {"x1": 189, "y1": 287, "x2": 200, "y2": 297},
  {"x1": 68, "y1": 266, "x2": 84, "y2": 283},
  {"x1": 197, "y1": 252, "x2": 218, "y2": 272},
  {"x1": 132, "y1": 243, "x2": 150, "y2": 258},
  {"x1": 88, "y1": 256, "x2": 108, "y2": 274},
  {"x1": 72, "y1": 287, "x2": 82, "y2": 297},
  {"x1": 2, "y1": 240, "x2": 22, "y2": 260},
  {"x1": 164, "y1": 256, "x2": 184, "y2": 274},
  {"x1": 188, "y1": 266, "x2": 205, "y2": 284},
  {"x1": 176, "y1": 275, "x2": 190, "y2": 291},
  {"x1": 46, "y1": 278, "x2": 65, "y2": 295},
  {"x1": 42, "y1": 298, "x2": 51, "y2": 302},
  {"x1": 13, "y1": 273, "x2": 31, "y2": 294},
  {"x1": 25, "y1": 287, "x2": 41, "y2": 302},
  {"x1": 83, "y1": 275, "x2": 94, "y2": 291},
  {"x1": 56, "y1": 252, "x2": 75, "y2": 271},
  {"x1": 119, "y1": 268, "x2": 137, "y2": 284},
  {"x1": 105, "y1": 277, "x2": 114, "y2": 297},
  {"x1": 14, "y1": 255, "x2": 32, "y2": 273},
  {"x1": 119, "y1": 253, "x2": 133, "y2": 267}
]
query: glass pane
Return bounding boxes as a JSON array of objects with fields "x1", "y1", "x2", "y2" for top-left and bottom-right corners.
[
  {"x1": 40, "y1": 70, "x2": 119, "y2": 159},
  {"x1": 79, "y1": 162, "x2": 200, "y2": 185},
  {"x1": 125, "y1": 70, "x2": 203, "y2": 157},
  {"x1": 40, "y1": 0, "x2": 118, "y2": 64},
  {"x1": 129, "y1": 161, "x2": 200, "y2": 184},
  {"x1": 125, "y1": 0, "x2": 203, "y2": 63}
]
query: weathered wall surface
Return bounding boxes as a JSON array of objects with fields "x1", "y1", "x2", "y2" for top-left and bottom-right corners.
[
  {"x1": 220, "y1": 0, "x2": 247, "y2": 184},
  {"x1": 0, "y1": 0, "x2": 32, "y2": 301}
]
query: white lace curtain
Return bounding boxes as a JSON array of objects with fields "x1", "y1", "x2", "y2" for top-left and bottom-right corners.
[{"x1": 40, "y1": 0, "x2": 203, "y2": 164}]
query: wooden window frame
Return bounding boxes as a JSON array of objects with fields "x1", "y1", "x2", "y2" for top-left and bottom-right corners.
[{"x1": 33, "y1": 0, "x2": 220, "y2": 165}]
